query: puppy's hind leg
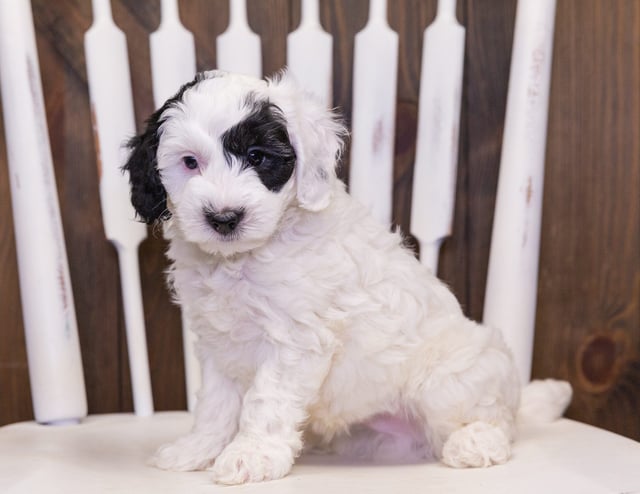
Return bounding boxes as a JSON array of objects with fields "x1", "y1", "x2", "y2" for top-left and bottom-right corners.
[
  {"x1": 410, "y1": 317, "x2": 520, "y2": 468},
  {"x1": 439, "y1": 421, "x2": 512, "y2": 468}
]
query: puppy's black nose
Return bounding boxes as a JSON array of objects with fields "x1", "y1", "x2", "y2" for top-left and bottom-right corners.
[{"x1": 205, "y1": 210, "x2": 244, "y2": 235}]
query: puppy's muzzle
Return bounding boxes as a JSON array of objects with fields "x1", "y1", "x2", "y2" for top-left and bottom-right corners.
[{"x1": 205, "y1": 210, "x2": 244, "y2": 235}]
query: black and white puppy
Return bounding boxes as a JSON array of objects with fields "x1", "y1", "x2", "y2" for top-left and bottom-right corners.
[{"x1": 124, "y1": 70, "x2": 570, "y2": 485}]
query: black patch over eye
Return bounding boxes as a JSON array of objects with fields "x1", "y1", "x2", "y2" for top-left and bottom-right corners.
[
  {"x1": 183, "y1": 156, "x2": 198, "y2": 170},
  {"x1": 221, "y1": 101, "x2": 296, "y2": 192}
]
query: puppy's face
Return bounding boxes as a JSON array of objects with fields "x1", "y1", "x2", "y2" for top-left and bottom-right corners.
[{"x1": 124, "y1": 71, "x2": 344, "y2": 256}]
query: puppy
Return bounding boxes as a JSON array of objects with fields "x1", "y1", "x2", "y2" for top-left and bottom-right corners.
[{"x1": 124, "y1": 70, "x2": 571, "y2": 484}]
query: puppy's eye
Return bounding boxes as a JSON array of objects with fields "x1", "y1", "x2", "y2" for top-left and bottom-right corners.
[
  {"x1": 182, "y1": 156, "x2": 198, "y2": 170},
  {"x1": 247, "y1": 149, "x2": 265, "y2": 167}
]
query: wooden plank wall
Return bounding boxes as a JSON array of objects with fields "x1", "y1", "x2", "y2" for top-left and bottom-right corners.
[{"x1": 0, "y1": 0, "x2": 638, "y2": 441}]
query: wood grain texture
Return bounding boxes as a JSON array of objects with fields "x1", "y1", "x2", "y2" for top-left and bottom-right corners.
[
  {"x1": 388, "y1": 0, "x2": 436, "y2": 252},
  {"x1": 0, "y1": 0, "x2": 638, "y2": 441},
  {"x1": 460, "y1": 0, "x2": 517, "y2": 321},
  {"x1": 0, "y1": 93, "x2": 32, "y2": 422},
  {"x1": 322, "y1": 0, "x2": 368, "y2": 183},
  {"x1": 535, "y1": 0, "x2": 640, "y2": 440}
]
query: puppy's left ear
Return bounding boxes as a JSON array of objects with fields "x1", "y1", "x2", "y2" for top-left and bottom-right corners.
[
  {"x1": 123, "y1": 106, "x2": 169, "y2": 224},
  {"x1": 270, "y1": 74, "x2": 346, "y2": 212}
]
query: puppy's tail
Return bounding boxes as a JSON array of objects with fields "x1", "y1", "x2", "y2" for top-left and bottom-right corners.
[{"x1": 517, "y1": 379, "x2": 573, "y2": 425}]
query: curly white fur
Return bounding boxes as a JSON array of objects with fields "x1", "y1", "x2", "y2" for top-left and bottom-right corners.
[{"x1": 126, "y1": 71, "x2": 570, "y2": 485}]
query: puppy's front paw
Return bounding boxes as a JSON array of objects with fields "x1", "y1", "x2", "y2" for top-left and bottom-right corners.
[
  {"x1": 210, "y1": 436, "x2": 294, "y2": 485},
  {"x1": 441, "y1": 422, "x2": 511, "y2": 468},
  {"x1": 150, "y1": 433, "x2": 224, "y2": 472}
]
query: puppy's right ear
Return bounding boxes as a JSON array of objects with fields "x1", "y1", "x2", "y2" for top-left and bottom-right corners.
[
  {"x1": 123, "y1": 73, "x2": 208, "y2": 223},
  {"x1": 123, "y1": 107, "x2": 169, "y2": 224}
]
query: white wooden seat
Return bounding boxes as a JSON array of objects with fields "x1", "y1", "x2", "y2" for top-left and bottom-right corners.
[
  {"x1": 1, "y1": 414, "x2": 639, "y2": 493},
  {"x1": 0, "y1": 0, "x2": 639, "y2": 493}
]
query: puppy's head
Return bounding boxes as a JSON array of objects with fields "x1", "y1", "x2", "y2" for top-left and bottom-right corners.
[{"x1": 124, "y1": 70, "x2": 345, "y2": 256}]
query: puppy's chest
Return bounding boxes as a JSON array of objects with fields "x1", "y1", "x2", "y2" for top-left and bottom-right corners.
[
  {"x1": 180, "y1": 258, "x2": 301, "y2": 338},
  {"x1": 182, "y1": 263, "x2": 320, "y2": 384}
]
